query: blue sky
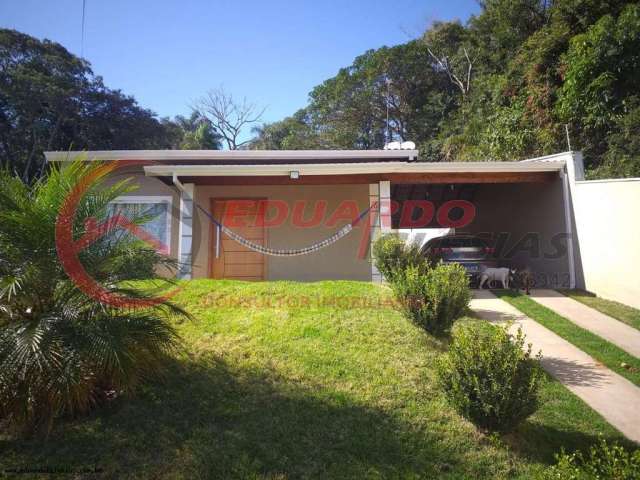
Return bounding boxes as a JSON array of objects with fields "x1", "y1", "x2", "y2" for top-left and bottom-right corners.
[{"x1": 1, "y1": 0, "x2": 479, "y2": 128}]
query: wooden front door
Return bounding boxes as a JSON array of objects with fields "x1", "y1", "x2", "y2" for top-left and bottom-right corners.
[{"x1": 210, "y1": 199, "x2": 266, "y2": 281}]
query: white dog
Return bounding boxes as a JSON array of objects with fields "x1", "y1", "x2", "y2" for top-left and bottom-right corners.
[{"x1": 478, "y1": 267, "x2": 515, "y2": 289}]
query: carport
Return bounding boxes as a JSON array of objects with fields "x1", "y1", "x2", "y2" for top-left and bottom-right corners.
[{"x1": 387, "y1": 154, "x2": 574, "y2": 288}]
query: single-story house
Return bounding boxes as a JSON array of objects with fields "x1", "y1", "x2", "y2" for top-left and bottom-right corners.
[{"x1": 45, "y1": 149, "x2": 586, "y2": 289}]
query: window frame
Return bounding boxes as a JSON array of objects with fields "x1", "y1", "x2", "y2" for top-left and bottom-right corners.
[{"x1": 108, "y1": 195, "x2": 173, "y2": 254}]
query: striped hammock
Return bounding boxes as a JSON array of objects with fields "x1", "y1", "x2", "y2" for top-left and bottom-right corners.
[{"x1": 196, "y1": 203, "x2": 373, "y2": 257}]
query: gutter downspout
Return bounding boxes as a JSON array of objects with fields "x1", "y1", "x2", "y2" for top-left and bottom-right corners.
[{"x1": 172, "y1": 173, "x2": 188, "y2": 196}]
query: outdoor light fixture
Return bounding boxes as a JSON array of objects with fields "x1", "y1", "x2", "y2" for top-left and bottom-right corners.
[{"x1": 290, "y1": 171, "x2": 300, "y2": 179}]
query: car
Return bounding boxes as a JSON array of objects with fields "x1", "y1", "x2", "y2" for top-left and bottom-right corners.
[{"x1": 421, "y1": 234, "x2": 497, "y2": 285}]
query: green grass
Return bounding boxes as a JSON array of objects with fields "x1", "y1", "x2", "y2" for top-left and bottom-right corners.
[
  {"x1": 495, "y1": 290, "x2": 640, "y2": 387},
  {"x1": 558, "y1": 289, "x2": 640, "y2": 331},
  {"x1": 1, "y1": 280, "x2": 632, "y2": 479}
]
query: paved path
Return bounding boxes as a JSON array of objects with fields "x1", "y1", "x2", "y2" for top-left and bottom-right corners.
[
  {"x1": 471, "y1": 290, "x2": 640, "y2": 443},
  {"x1": 529, "y1": 289, "x2": 640, "y2": 358}
]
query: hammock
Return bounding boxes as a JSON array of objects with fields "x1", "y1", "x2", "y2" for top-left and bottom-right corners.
[{"x1": 194, "y1": 203, "x2": 374, "y2": 257}]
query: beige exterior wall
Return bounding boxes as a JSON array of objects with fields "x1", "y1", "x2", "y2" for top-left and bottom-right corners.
[
  {"x1": 572, "y1": 179, "x2": 640, "y2": 308},
  {"x1": 102, "y1": 168, "x2": 372, "y2": 281},
  {"x1": 192, "y1": 184, "x2": 372, "y2": 281}
]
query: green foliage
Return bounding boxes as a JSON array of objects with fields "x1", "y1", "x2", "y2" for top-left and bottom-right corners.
[
  {"x1": 587, "y1": 98, "x2": 640, "y2": 178},
  {"x1": 437, "y1": 322, "x2": 543, "y2": 432},
  {"x1": 0, "y1": 159, "x2": 187, "y2": 434},
  {"x1": 253, "y1": 40, "x2": 454, "y2": 152},
  {"x1": 556, "y1": 3, "x2": 640, "y2": 172},
  {"x1": 391, "y1": 262, "x2": 470, "y2": 336},
  {"x1": 0, "y1": 29, "x2": 178, "y2": 183},
  {"x1": 372, "y1": 236, "x2": 469, "y2": 335},
  {"x1": 250, "y1": 0, "x2": 639, "y2": 177},
  {"x1": 371, "y1": 234, "x2": 425, "y2": 282},
  {"x1": 250, "y1": 109, "x2": 329, "y2": 150},
  {"x1": 542, "y1": 438, "x2": 640, "y2": 479},
  {"x1": 170, "y1": 112, "x2": 222, "y2": 150}
]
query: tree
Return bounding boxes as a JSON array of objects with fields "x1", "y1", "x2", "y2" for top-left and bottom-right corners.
[
  {"x1": 423, "y1": 22, "x2": 475, "y2": 99},
  {"x1": 0, "y1": 29, "x2": 175, "y2": 183},
  {"x1": 194, "y1": 87, "x2": 265, "y2": 150},
  {"x1": 250, "y1": 109, "x2": 328, "y2": 150},
  {"x1": 556, "y1": 3, "x2": 640, "y2": 171},
  {"x1": 169, "y1": 112, "x2": 222, "y2": 150},
  {"x1": 298, "y1": 41, "x2": 452, "y2": 152},
  {"x1": 249, "y1": 0, "x2": 640, "y2": 173},
  {"x1": 0, "y1": 159, "x2": 187, "y2": 433}
]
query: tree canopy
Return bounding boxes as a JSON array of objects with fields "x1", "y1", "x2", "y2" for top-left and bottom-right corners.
[
  {"x1": 0, "y1": 29, "x2": 220, "y2": 182},
  {"x1": 251, "y1": 0, "x2": 640, "y2": 178},
  {"x1": 3, "y1": 1, "x2": 639, "y2": 180}
]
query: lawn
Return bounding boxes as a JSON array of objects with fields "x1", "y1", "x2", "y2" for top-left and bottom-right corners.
[
  {"x1": 496, "y1": 290, "x2": 640, "y2": 387},
  {"x1": 558, "y1": 289, "x2": 640, "y2": 331},
  {"x1": 0, "y1": 280, "x2": 629, "y2": 479}
]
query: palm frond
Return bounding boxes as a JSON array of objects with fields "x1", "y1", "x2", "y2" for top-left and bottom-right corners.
[{"x1": 0, "y1": 157, "x2": 188, "y2": 435}]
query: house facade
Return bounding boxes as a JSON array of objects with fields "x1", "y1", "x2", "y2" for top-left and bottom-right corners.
[{"x1": 45, "y1": 149, "x2": 584, "y2": 289}]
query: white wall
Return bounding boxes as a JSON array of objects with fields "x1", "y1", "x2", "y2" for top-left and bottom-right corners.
[{"x1": 572, "y1": 178, "x2": 640, "y2": 308}]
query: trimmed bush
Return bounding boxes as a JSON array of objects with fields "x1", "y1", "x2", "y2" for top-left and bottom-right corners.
[
  {"x1": 391, "y1": 262, "x2": 470, "y2": 335},
  {"x1": 437, "y1": 322, "x2": 543, "y2": 432},
  {"x1": 542, "y1": 439, "x2": 640, "y2": 479},
  {"x1": 372, "y1": 234, "x2": 424, "y2": 282}
]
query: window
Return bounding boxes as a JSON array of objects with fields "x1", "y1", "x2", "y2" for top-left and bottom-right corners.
[{"x1": 107, "y1": 196, "x2": 172, "y2": 254}]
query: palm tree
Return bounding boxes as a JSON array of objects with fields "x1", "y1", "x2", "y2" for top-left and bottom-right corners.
[{"x1": 0, "y1": 158, "x2": 187, "y2": 434}]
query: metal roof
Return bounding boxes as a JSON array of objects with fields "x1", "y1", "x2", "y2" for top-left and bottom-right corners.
[
  {"x1": 44, "y1": 149, "x2": 419, "y2": 163},
  {"x1": 44, "y1": 150, "x2": 571, "y2": 174}
]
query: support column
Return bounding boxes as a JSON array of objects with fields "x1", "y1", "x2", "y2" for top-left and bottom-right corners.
[
  {"x1": 369, "y1": 180, "x2": 392, "y2": 283},
  {"x1": 369, "y1": 183, "x2": 382, "y2": 282},
  {"x1": 177, "y1": 183, "x2": 194, "y2": 279},
  {"x1": 379, "y1": 180, "x2": 392, "y2": 233}
]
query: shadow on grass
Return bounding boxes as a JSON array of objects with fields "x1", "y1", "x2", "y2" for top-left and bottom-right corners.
[
  {"x1": 1, "y1": 354, "x2": 458, "y2": 479},
  {"x1": 506, "y1": 418, "x2": 634, "y2": 465}
]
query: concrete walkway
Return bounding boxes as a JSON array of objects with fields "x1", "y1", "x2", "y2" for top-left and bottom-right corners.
[
  {"x1": 471, "y1": 290, "x2": 640, "y2": 443},
  {"x1": 529, "y1": 289, "x2": 640, "y2": 358}
]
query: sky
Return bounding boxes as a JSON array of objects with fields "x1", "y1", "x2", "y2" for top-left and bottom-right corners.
[{"x1": 1, "y1": 0, "x2": 480, "y2": 131}]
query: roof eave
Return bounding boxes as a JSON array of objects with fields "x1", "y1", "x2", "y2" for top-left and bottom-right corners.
[{"x1": 44, "y1": 149, "x2": 419, "y2": 162}]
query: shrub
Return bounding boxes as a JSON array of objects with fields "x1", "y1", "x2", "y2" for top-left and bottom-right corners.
[
  {"x1": 392, "y1": 262, "x2": 470, "y2": 335},
  {"x1": 437, "y1": 322, "x2": 543, "y2": 432},
  {"x1": 0, "y1": 159, "x2": 187, "y2": 434},
  {"x1": 542, "y1": 439, "x2": 640, "y2": 479},
  {"x1": 372, "y1": 234, "x2": 425, "y2": 282}
]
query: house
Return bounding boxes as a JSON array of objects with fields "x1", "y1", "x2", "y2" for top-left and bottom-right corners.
[{"x1": 45, "y1": 149, "x2": 593, "y2": 292}]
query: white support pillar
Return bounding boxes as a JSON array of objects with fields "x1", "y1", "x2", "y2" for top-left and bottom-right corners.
[
  {"x1": 177, "y1": 183, "x2": 195, "y2": 279},
  {"x1": 369, "y1": 183, "x2": 382, "y2": 283},
  {"x1": 369, "y1": 181, "x2": 392, "y2": 283},
  {"x1": 379, "y1": 180, "x2": 392, "y2": 233},
  {"x1": 561, "y1": 151, "x2": 585, "y2": 289}
]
